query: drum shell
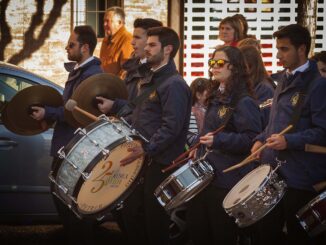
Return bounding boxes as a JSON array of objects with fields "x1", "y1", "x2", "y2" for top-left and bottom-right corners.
[
  {"x1": 296, "y1": 190, "x2": 326, "y2": 237},
  {"x1": 154, "y1": 159, "x2": 214, "y2": 211},
  {"x1": 223, "y1": 165, "x2": 286, "y2": 227}
]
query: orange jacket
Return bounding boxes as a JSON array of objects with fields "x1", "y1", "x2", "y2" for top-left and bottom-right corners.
[{"x1": 100, "y1": 26, "x2": 133, "y2": 78}]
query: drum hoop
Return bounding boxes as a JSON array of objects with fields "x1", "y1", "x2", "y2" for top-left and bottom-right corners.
[
  {"x1": 224, "y1": 164, "x2": 274, "y2": 209},
  {"x1": 71, "y1": 135, "x2": 146, "y2": 218}
]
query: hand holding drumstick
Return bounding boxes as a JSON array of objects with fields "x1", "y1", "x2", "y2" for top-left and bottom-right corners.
[{"x1": 223, "y1": 125, "x2": 293, "y2": 173}]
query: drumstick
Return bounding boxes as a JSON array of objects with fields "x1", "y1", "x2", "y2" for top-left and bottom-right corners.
[
  {"x1": 162, "y1": 125, "x2": 225, "y2": 173},
  {"x1": 223, "y1": 124, "x2": 293, "y2": 173},
  {"x1": 305, "y1": 144, "x2": 326, "y2": 154},
  {"x1": 65, "y1": 99, "x2": 99, "y2": 122},
  {"x1": 313, "y1": 181, "x2": 326, "y2": 192}
]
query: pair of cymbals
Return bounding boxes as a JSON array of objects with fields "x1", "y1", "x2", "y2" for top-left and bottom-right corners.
[
  {"x1": 1, "y1": 85, "x2": 63, "y2": 135},
  {"x1": 64, "y1": 73, "x2": 128, "y2": 127}
]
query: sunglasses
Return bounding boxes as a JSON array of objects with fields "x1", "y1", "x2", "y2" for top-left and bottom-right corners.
[{"x1": 208, "y1": 59, "x2": 230, "y2": 68}]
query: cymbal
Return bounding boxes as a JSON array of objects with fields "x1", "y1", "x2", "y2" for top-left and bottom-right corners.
[
  {"x1": 3, "y1": 85, "x2": 63, "y2": 135},
  {"x1": 66, "y1": 73, "x2": 128, "y2": 126}
]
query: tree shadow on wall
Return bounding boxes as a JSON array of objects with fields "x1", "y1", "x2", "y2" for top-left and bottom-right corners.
[{"x1": 0, "y1": 0, "x2": 68, "y2": 65}]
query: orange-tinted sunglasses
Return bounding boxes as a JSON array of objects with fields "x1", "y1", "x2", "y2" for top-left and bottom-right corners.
[{"x1": 208, "y1": 59, "x2": 230, "y2": 68}]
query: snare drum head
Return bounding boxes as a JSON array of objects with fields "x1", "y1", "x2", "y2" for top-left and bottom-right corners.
[
  {"x1": 223, "y1": 165, "x2": 271, "y2": 209},
  {"x1": 76, "y1": 139, "x2": 144, "y2": 214}
]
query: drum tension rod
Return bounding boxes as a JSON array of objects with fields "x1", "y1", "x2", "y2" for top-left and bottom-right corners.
[
  {"x1": 75, "y1": 128, "x2": 110, "y2": 156},
  {"x1": 57, "y1": 147, "x2": 91, "y2": 180}
]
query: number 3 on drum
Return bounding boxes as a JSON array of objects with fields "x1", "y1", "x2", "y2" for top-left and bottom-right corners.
[{"x1": 91, "y1": 161, "x2": 113, "y2": 193}]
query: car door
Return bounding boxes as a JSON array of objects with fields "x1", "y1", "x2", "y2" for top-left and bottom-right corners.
[{"x1": 0, "y1": 73, "x2": 57, "y2": 221}]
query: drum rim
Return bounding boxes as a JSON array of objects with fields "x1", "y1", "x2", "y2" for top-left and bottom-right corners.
[
  {"x1": 223, "y1": 164, "x2": 274, "y2": 209},
  {"x1": 71, "y1": 135, "x2": 146, "y2": 218}
]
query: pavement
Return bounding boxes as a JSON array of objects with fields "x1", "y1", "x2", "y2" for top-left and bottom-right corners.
[{"x1": 0, "y1": 222, "x2": 126, "y2": 245}]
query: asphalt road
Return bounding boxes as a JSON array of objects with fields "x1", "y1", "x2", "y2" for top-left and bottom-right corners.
[{"x1": 0, "y1": 223, "x2": 126, "y2": 245}]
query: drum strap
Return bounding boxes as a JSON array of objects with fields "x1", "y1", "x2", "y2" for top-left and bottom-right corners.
[
  {"x1": 117, "y1": 71, "x2": 178, "y2": 117},
  {"x1": 288, "y1": 72, "x2": 318, "y2": 132}
]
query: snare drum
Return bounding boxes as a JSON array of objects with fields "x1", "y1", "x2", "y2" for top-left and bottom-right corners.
[
  {"x1": 223, "y1": 164, "x2": 286, "y2": 227},
  {"x1": 296, "y1": 190, "x2": 326, "y2": 237},
  {"x1": 49, "y1": 117, "x2": 145, "y2": 219},
  {"x1": 155, "y1": 159, "x2": 214, "y2": 211}
]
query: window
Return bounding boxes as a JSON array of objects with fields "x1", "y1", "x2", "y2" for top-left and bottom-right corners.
[{"x1": 74, "y1": 0, "x2": 123, "y2": 38}]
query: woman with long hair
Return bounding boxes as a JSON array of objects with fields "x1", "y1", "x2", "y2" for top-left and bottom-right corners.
[
  {"x1": 239, "y1": 45, "x2": 275, "y2": 128},
  {"x1": 186, "y1": 46, "x2": 262, "y2": 244}
]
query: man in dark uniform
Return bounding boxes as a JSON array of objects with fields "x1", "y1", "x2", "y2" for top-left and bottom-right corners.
[
  {"x1": 97, "y1": 18, "x2": 162, "y2": 116},
  {"x1": 251, "y1": 24, "x2": 326, "y2": 245},
  {"x1": 98, "y1": 26, "x2": 192, "y2": 245},
  {"x1": 31, "y1": 25, "x2": 103, "y2": 245}
]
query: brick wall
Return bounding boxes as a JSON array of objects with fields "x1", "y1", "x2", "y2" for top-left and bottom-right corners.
[
  {"x1": 2, "y1": 0, "x2": 168, "y2": 87},
  {"x1": 3, "y1": 0, "x2": 72, "y2": 86}
]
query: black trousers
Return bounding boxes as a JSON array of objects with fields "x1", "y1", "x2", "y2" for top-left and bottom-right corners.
[
  {"x1": 51, "y1": 158, "x2": 96, "y2": 245},
  {"x1": 250, "y1": 188, "x2": 325, "y2": 245},
  {"x1": 117, "y1": 160, "x2": 171, "y2": 245},
  {"x1": 186, "y1": 185, "x2": 239, "y2": 245}
]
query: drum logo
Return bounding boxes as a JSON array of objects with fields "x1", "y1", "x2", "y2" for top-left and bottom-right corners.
[
  {"x1": 217, "y1": 106, "x2": 228, "y2": 119},
  {"x1": 91, "y1": 161, "x2": 128, "y2": 193},
  {"x1": 291, "y1": 92, "x2": 300, "y2": 107}
]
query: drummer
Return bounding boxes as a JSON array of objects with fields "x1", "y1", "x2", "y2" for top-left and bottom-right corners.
[
  {"x1": 98, "y1": 26, "x2": 191, "y2": 245},
  {"x1": 250, "y1": 24, "x2": 326, "y2": 245},
  {"x1": 186, "y1": 46, "x2": 262, "y2": 245},
  {"x1": 31, "y1": 25, "x2": 103, "y2": 244}
]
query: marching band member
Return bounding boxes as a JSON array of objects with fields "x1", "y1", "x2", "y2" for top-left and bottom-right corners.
[
  {"x1": 186, "y1": 46, "x2": 262, "y2": 245},
  {"x1": 99, "y1": 26, "x2": 192, "y2": 245},
  {"x1": 251, "y1": 24, "x2": 326, "y2": 245}
]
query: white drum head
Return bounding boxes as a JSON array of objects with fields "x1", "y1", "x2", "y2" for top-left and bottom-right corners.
[
  {"x1": 76, "y1": 139, "x2": 144, "y2": 214},
  {"x1": 223, "y1": 165, "x2": 271, "y2": 209}
]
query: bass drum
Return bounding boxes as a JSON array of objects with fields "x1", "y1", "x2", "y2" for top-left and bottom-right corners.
[{"x1": 50, "y1": 117, "x2": 146, "y2": 219}]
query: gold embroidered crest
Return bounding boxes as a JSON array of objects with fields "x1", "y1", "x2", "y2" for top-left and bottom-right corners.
[
  {"x1": 149, "y1": 90, "x2": 157, "y2": 100},
  {"x1": 291, "y1": 92, "x2": 300, "y2": 107},
  {"x1": 218, "y1": 106, "x2": 228, "y2": 118}
]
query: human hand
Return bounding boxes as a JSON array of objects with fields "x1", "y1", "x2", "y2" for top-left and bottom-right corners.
[
  {"x1": 30, "y1": 106, "x2": 45, "y2": 121},
  {"x1": 120, "y1": 145, "x2": 145, "y2": 166},
  {"x1": 266, "y1": 134, "x2": 287, "y2": 150},
  {"x1": 96, "y1": 96, "x2": 114, "y2": 114},
  {"x1": 199, "y1": 132, "x2": 214, "y2": 148}
]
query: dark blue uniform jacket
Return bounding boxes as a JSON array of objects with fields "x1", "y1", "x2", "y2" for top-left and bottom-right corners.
[
  {"x1": 256, "y1": 61, "x2": 326, "y2": 191},
  {"x1": 44, "y1": 57, "x2": 103, "y2": 156},
  {"x1": 200, "y1": 93, "x2": 262, "y2": 189},
  {"x1": 126, "y1": 60, "x2": 191, "y2": 165}
]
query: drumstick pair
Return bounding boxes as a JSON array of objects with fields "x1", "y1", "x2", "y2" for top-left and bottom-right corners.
[
  {"x1": 223, "y1": 125, "x2": 293, "y2": 173},
  {"x1": 162, "y1": 125, "x2": 226, "y2": 173}
]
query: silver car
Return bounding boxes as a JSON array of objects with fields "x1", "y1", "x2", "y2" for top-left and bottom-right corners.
[{"x1": 0, "y1": 62, "x2": 62, "y2": 223}]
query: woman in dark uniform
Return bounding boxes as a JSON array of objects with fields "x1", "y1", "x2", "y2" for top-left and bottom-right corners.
[{"x1": 186, "y1": 46, "x2": 262, "y2": 245}]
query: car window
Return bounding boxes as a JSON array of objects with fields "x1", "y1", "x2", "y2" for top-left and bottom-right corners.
[{"x1": 0, "y1": 74, "x2": 37, "y2": 122}]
